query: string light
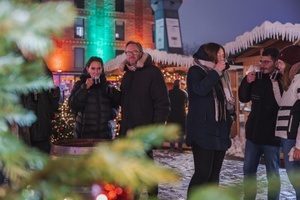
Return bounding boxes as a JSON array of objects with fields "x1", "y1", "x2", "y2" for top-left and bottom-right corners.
[{"x1": 51, "y1": 98, "x2": 75, "y2": 142}]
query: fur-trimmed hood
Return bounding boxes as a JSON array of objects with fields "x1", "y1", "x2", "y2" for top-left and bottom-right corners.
[{"x1": 119, "y1": 52, "x2": 152, "y2": 72}]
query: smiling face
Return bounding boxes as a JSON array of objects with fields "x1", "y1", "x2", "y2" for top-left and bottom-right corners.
[
  {"x1": 125, "y1": 43, "x2": 143, "y2": 66},
  {"x1": 86, "y1": 61, "x2": 102, "y2": 78}
]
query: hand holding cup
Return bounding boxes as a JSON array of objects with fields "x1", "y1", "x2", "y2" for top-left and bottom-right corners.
[
  {"x1": 254, "y1": 66, "x2": 263, "y2": 79},
  {"x1": 270, "y1": 69, "x2": 281, "y2": 80},
  {"x1": 93, "y1": 76, "x2": 100, "y2": 84}
]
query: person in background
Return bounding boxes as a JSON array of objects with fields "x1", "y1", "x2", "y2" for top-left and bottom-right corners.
[
  {"x1": 19, "y1": 48, "x2": 60, "y2": 154},
  {"x1": 271, "y1": 45, "x2": 300, "y2": 200},
  {"x1": 239, "y1": 47, "x2": 281, "y2": 200},
  {"x1": 69, "y1": 56, "x2": 119, "y2": 140},
  {"x1": 167, "y1": 79, "x2": 188, "y2": 151},
  {"x1": 186, "y1": 42, "x2": 235, "y2": 198},
  {"x1": 0, "y1": 168, "x2": 4, "y2": 185},
  {"x1": 118, "y1": 41, "x2": 170, "y2": 199}
]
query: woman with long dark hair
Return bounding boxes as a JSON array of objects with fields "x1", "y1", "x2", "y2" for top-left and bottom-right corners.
[
  {"x1": 69, "y1": 56, "x2": 119, "y2": 139},
  {"x1": 186, "y1": 42, "x2": 235, "y2": 198}
]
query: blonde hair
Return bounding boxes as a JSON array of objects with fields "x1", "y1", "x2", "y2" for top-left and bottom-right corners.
[{"x1": 280, "y1": 63, "x2": 292, "y2": 91}]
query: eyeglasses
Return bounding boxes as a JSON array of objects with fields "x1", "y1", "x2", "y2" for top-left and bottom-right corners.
[
  {"x1": 125, "y1": 50, "x2": 140, "y2": 55},
  {"x1": 259, "y1": 60, "x2": 272, "y2": 65}
]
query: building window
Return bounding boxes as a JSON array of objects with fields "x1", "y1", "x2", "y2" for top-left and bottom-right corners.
[
  {"x1": 74, "y1": 0, "x2": 84, "y2": 9},
  {"x1": 115, "y1": 50, "x2": 124, "y2": 56},
  {"x1": 115, "y1": 0, "x2": 124, "y2": 12},
  {"x1": 74, "y1": 47, "x2": 85, "y2": 69},
  {"x1": 115, "y1": 21, "x2": 124, "y2": 41},
  {"x1": 152, "y1": 24, "x2": 155, "y2": 43},
  {"x1": 74, "y1": 18, "x2": 85, "y2": 39}
]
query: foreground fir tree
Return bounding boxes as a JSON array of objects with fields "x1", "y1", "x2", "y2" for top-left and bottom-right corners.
[
  {"x1": 0, "y1": 1, "x2": 279, "y2": 200},
  {"x1": 0, "y1": 1, "x2": 180, "y2": 199}
]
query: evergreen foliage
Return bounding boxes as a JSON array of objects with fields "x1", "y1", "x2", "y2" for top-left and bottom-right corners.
[{"x1": 0, "y1": 2, "x2": 180, "y2": 199}]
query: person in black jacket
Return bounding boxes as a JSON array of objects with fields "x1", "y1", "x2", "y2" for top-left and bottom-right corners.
[
  {"x1": 238, "y1": 47, "x2": 281, "y2": 200},
  {"x1": 118, "y1": 41, "x2": 170, "y2": 137},
  {"x1": 69, "y1": 56, "x2": 119, "y2": 140},
  {"x1": 186, "y1": 43, "x2": 235, "y2": 198},
  {"x1": 20, "y1": 49, "x2": 60, "y2": 154},
  {"x1": 118, "y1": 41, "x2": 170, "y2": 198},
  {"x1": 167, "y1": 79, "x2": 188, "y2": 151}
]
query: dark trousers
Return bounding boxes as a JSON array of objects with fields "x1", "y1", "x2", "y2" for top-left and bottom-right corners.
[
  {"x1": 187, "y1": 145, "x2": 226, "y2": 199},
  {"x1": 134, "y1": 149, "x2": 158, "y2": 199},
  {"x1": 31, "y1": 140, "x2": 51, "y2": 154},
  {"x1": 0, "y1": 168, "x2": 4, "y2": 185}
]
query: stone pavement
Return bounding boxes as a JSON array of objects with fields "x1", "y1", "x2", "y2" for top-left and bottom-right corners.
[{"x1": 153, "y1": 148, "x2": 296, "y2": 200}]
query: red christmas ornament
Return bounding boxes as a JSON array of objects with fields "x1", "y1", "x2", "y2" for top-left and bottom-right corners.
[{"x1": 91, "y1": 182, "x2": 133, "y2": 200}]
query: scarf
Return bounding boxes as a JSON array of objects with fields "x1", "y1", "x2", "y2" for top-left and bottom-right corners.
[
  {"x1": 119, "y1": 53, "x2": 150, "y2": 72},
  {"x1": 194, "y1": 59, "x2": 235, "y2": 121}
]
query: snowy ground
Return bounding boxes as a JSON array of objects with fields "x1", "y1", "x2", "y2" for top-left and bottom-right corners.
[
  {"x1": 154, "y1": 148, "x2": 295, "y2": 200},
  {"x1": 153, "y1": 118, "x2": 296, "y2": 200}
]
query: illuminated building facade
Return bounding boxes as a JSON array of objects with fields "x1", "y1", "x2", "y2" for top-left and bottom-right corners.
[
  {"x1": 43, "y1": 0, "x2": 154, "y2": 72},
  {"x1": 41, "y1": 0, "x2": 155, "y2": 97}
]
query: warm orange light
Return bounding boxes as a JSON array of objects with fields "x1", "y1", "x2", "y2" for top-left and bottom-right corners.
[
  {"x1": 46, "y1": 46, "x2": 71, "y2": 72},
  {"x1": 115, "y1": 187, "x2": 123, "y2": 195},
  {"x1": 107, "y1": 190, "x2": 117, "y2": 199}
]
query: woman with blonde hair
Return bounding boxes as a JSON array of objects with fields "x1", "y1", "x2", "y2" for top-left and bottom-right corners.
[{"x1": 272, "y1": 45, "x2": 300, "y2": 199}]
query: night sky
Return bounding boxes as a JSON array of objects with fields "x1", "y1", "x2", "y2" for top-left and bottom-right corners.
[{"x1": 179, "y1": 0, "x2": 300, "y2": 48}]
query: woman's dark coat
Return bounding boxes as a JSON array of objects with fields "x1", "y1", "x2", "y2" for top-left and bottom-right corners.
[
  {"x1": 69, "y1": 73, "x2": 119, "y2": 139},
  {"x1": 186, "y1": 65, "x2": 232, "y2": 151}
]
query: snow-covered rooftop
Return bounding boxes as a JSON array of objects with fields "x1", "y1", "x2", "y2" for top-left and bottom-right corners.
[
  {"x1": 104, "y1": 21, "x2": 300, "y2": 72},
  {"x1": 224, "y1": 21, "x2": 300, "y2": 55},
  {"x1": 104, "y1": 48, "x2": 193, "y2": 72}
]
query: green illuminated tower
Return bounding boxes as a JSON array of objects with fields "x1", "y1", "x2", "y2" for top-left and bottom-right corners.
[{"x1": 86, "y1": 1, "x2": 114, "y2": 63}]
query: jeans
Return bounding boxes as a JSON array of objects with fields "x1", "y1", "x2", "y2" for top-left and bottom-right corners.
[
  {"x1": 243, "y1": 140, "x2": 281, "y2": 200},
  {"x1": 187, "y1": 145, "x2": 226, "y2": 199},
  {"x1": 281, "y1": 138, "x2": 300, "y2": 200}
]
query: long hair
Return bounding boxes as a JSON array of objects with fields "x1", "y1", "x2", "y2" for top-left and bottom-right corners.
[
  {"x1": 204, "y1": 43, "x2": 225, "y2": 63},
  {"x1": 84, "y1": 56, "x2": 106, "y2": 83},
  {"x1": 280, "y1": 63, "x2": 292, "y2": 91}
]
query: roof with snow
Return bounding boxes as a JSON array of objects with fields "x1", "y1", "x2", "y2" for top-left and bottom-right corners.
[
  {"x1": 224, "y1": 21, "x2": 300, "y2": 55},
  {"x1": 104, "y1": 48, "x2": 193, "y2": 72},
  {"x1": 104, "y1": 21, "x2": 300, "y2": 72}
]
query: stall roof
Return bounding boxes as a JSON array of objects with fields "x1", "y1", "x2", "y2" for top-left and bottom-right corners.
[
  {"x1": 224, "y1": 21, "x2": 300, "y2": 56},
  {"x1": 104, "y1": 21, "x2": 300, "y2": 72},
  {"x1": 104, "y1": 48, "x2": 193, "y2": 72}
]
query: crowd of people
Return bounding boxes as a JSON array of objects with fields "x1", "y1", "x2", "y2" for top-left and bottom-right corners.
[{"x1": 1, "y1": 40, "x2": 300, "y2": 200}]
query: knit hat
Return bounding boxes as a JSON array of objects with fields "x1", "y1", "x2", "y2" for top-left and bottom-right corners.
[
  {"x1": 278, "y1": 45, "x2": 300, "y2": 66},
  {"x1": 193, "y1": 44, "x2": 211, "y2": 61}
]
